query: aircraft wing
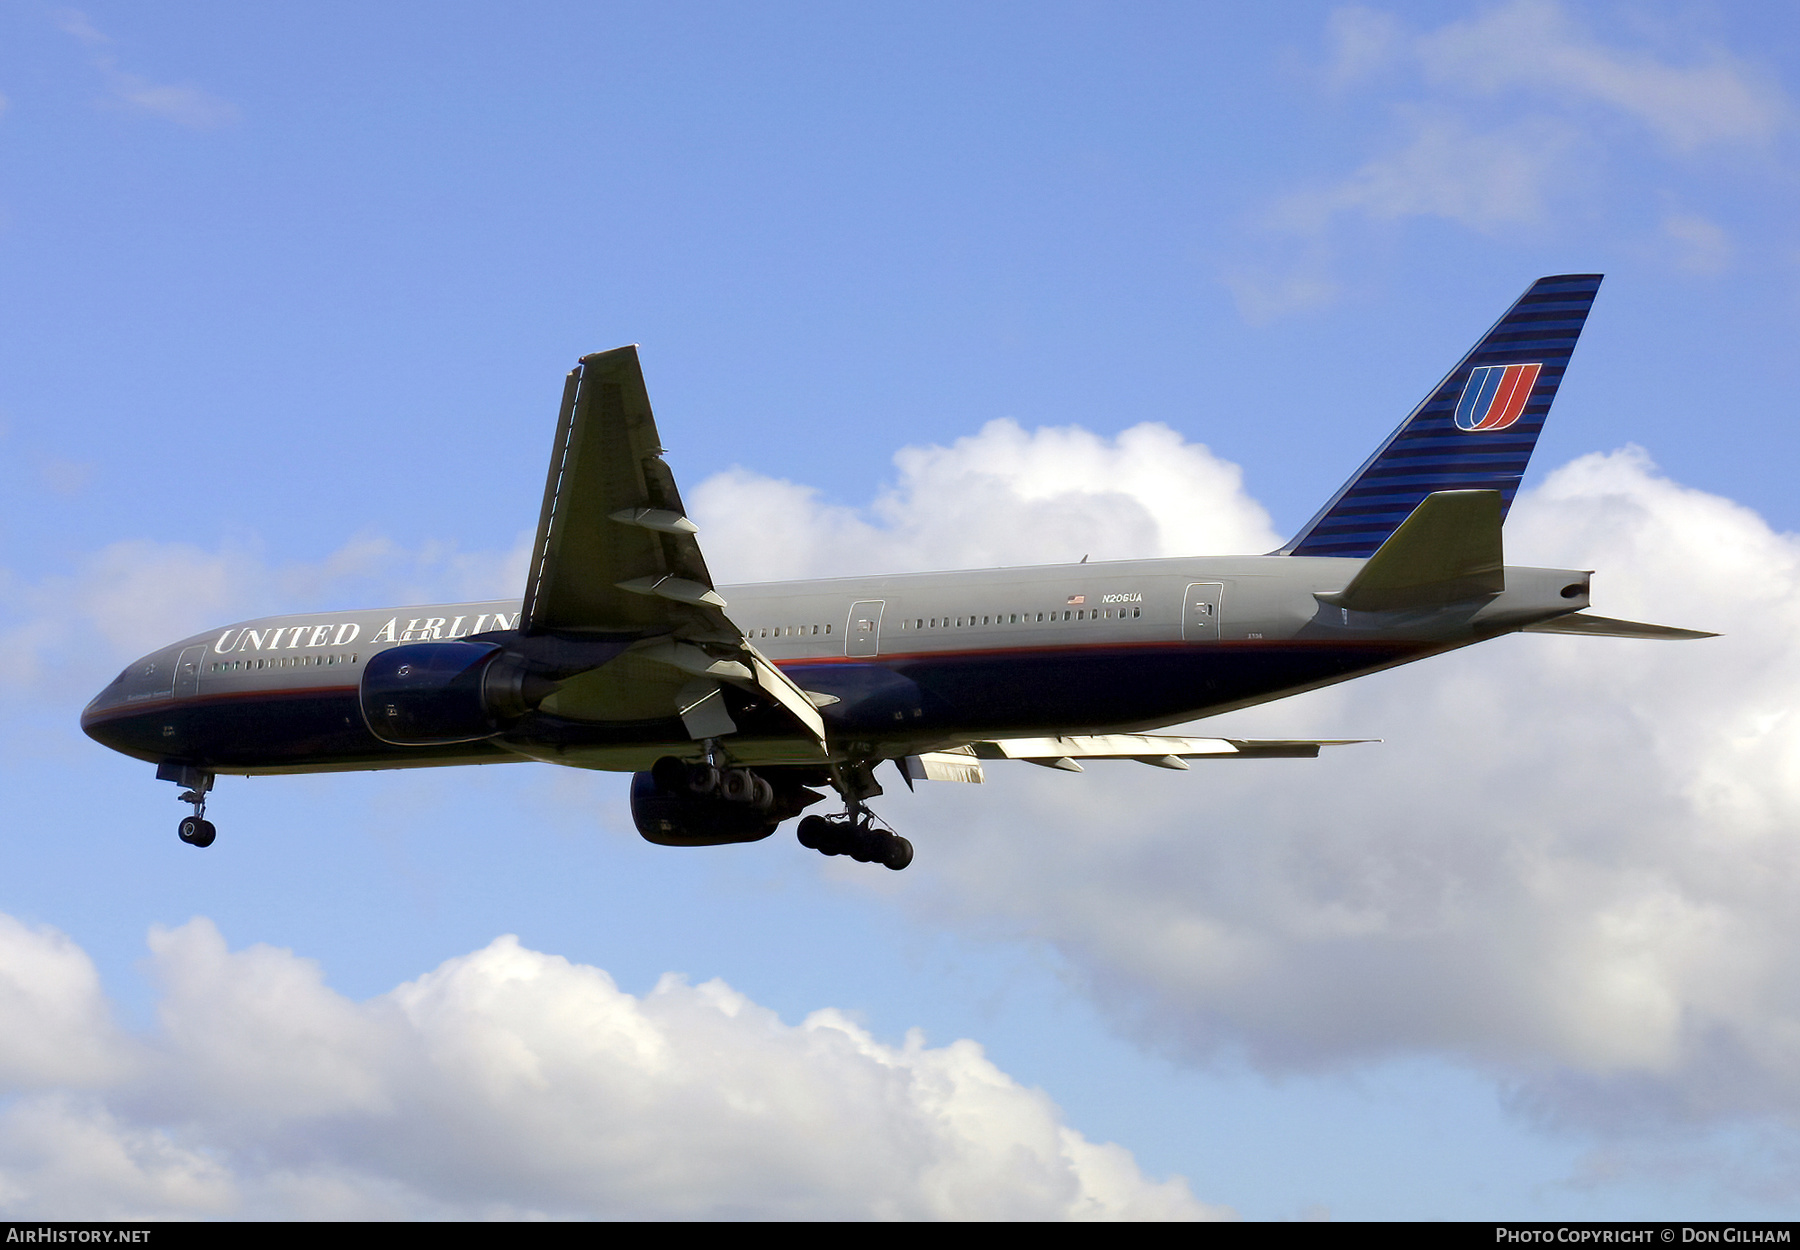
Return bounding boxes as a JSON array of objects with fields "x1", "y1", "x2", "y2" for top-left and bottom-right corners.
[
  {"x1": 899, "y1": 735, "x2": 1374, "y2": 783},
  {"x1": 521, "y1": 346, "x2": 734, "y2": 641},
  {"x1": 519, "y1": 347, "x2": 826, "y2": 751}
]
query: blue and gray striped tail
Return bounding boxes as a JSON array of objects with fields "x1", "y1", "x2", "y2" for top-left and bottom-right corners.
[{"x1": 1284, "y1": 274, "x2": 1603, "y2": 559}]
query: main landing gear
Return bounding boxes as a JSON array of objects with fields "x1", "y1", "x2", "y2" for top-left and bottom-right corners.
[
  {"x1": 797, "y1": 759, "x2": 912, "y2": 870},
  {"x1": 796, "y1": 806, "x2": 913, "y2": 871},
  {"x1": 157, "y1": 762, "x2": 216, "y2": 848}
]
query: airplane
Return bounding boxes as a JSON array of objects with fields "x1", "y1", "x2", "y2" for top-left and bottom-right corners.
[{"x1": 81, "y1": 273, "x2": 1711, "y2": 870}]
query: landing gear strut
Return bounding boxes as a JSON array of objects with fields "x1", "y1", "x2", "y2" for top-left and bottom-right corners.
[
  {"x1": 797, "y1": 759, "x2": 913, "y2": 870},
  {"x1": 157, "y1": 762, "x2": 216, "y2": 848}
]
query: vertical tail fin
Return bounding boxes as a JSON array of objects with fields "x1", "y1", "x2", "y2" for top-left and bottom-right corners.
[{"x1": 1283, "y1": 274, "x2": 1603, "y2": 558}]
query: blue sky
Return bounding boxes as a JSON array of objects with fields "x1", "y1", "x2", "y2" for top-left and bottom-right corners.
[{"x1": 3, "y1": 0, "x2": 1800, "y2": 1219}]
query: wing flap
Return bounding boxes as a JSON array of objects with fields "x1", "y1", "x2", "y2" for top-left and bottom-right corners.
[
  {"x1": 899, "y1": 751, "x2": 987, "y2": 784},
  {"x1": 742, "y1": 645, "x2": 829, "y2": 751},
  {"x1": 963, "y1": 734, "x2": 1374, "y2": 764}
]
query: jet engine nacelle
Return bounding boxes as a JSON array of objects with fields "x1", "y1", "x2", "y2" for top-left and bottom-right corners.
[
  {"x1": 629, "y1": 769, "x2": 782, "y2": 847},
  {"x1": 360, "y1": 640, "x2": 540, "y2": 746}
]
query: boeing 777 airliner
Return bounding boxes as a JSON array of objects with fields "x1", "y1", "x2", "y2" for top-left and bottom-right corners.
[{"x1": 82, "y1": 275, "x2": 1709, "y2": 869}]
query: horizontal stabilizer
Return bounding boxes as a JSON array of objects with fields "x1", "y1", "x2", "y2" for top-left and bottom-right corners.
[
  {"x1": 1318, "y1": 490, "x2": 1504, "y2": 612},
  {"x1": 1521, "y1": 613, "x2": 1717, "y2": 640}
]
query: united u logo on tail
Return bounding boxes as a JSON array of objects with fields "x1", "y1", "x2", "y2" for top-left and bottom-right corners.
[
  {"x1": 1285, "y1": 274, "x2": 1599, "y2": 557},
  {"x1": 1454, "y1": 362, "x2": 1541, "y2": 432}
]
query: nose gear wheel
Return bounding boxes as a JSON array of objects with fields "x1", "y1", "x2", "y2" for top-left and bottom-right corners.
[
  {"x1": 161, "y1": 764, "x2": 218, "y2": 849},
  {"x1": 178, "y1": 815, "x2": 216, "y2": 847}
]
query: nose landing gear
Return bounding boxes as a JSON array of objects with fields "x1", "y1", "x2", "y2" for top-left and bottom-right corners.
[{"x1": 157, "y1": 762, "x2": 216, "y2": 848}]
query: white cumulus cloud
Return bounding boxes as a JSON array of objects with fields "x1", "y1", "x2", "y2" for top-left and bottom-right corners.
[
  {"x1": 0, "y1": 917, "x2": 1222, "y2": 1220},
  {"x1": 804, "y1": 444, "x2": 1800, "y2": 1151},
  {"x1": 693, "y1": 418, "x2": 1277, "y2": 584}
]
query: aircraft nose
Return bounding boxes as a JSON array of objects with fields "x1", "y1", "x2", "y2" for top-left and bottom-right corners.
[
  {"x1": 80, "y1": 664, "x2": 165, "y2": 762},
  {"x1": 80, "y1": 698, "x2": 125, "y2": 750}
]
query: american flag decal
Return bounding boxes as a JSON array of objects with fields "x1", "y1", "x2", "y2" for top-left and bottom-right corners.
[
  {"x1": 1066, "y1": 594, "x2": 1085, "y2": 605},
  {"x1": 1454, "y1": 362, "x2": 1541, "y2": 432}
]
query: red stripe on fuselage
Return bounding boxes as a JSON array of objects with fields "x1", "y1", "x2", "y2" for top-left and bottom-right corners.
[{"x1": 774, "y1": 638, "x2": 1422, "y2": 667}]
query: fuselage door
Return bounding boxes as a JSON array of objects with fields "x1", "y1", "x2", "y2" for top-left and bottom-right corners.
[
  {"x1": 1182, "y1": 583, "x2": 1224, "y2": 642},
  {"x1": 845, "y1": 600, "x2": 886, "y2": 658},
  {"x1": 174, "y1": 644, "x2": 208, "y2": 698}
]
